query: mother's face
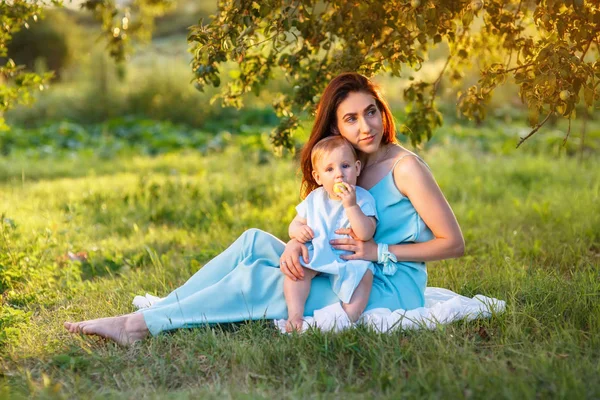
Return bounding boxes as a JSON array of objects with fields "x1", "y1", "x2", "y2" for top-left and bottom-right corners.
[{"x1": 335, "y1": 91, "x2": 384, "y2": 155}]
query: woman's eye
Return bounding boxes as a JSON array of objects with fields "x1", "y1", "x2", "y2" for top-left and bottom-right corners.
[
  {"x1": 367, "y1": 109, "x2": 375, "y2": 116},
  {"x1": 346, "y1": 117, "x2": 356, "y2": 123}
]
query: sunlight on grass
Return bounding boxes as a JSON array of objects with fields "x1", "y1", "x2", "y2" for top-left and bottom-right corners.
[{"x1": 1, "y1": 138, "x2": 599, "y2": 398}]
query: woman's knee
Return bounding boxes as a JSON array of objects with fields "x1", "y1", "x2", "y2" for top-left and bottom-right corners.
[
  {"x1": 241, "y1": 228, "x2": 263, "y2": 238},
  {"x1": 238, "y1": 228, "x2": 265, "y2": 247},
  {"x1": 238, "y1": 228, "x2": 283, "y2": 258}
]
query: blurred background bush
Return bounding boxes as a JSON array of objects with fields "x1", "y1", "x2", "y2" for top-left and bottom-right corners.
[{"x1": 5, "y1": 10, "x2": 84, "y2": 81}]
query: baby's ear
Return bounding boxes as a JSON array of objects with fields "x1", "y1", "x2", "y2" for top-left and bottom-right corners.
[
  {"x1": 312, "y1": 170, "x2": 322, "y2": 185},
  {"x1": 355, "y1": 160, "x2": 362, "y2": 176}
]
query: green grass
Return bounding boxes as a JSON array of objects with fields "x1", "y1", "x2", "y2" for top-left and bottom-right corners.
[{"x1": 0, "y1": 134, "x2": 599, "y2": 398}]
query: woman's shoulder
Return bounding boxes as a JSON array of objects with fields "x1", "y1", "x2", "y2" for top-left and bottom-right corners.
[
  {"x1": 391, "y1": 150, "x2": 433, "y2": 196},
  {"x1": 391, "y1": 150, "x2": 429, "y2": 175}
]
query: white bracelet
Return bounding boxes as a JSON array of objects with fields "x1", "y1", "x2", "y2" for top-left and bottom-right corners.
[{"x1": 377, "y1": 243, "x2": 398, "y2": 276}]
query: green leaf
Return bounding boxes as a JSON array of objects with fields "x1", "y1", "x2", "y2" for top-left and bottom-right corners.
[
  {"x1": 462, "y1": 10, "x2": 474, "y2": 26},
  {"x1": 416, "y1": 15, "x2": 425, "y2": 31}
]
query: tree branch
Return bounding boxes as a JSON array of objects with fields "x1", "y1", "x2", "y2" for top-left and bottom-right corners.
[
  {"x1": 516, "y1": 112, "x2": 552, "y2": 148},
  {"x1": 579, "y1": 108, "x2": 588, "y2": 164},
  {"x1": 580, "y1": 35, "x2": 595, "y2": 60},
  {"x1": 429, "y1": 54, "x2": 451, "y2": 108},
  {"x1": 505, "y1": 61, "x2": 534, "y2": 73},
  {"x1": 562, "y1": 116, "x2": 571, "y2": 147},
  {"x1": 505, "y1": 0, "x2": 523, "y2": 69},
  {"x1": 246, "y1": 33, "x2": 280, "y2": 49}
]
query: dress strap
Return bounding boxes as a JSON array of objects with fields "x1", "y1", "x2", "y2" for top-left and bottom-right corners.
[{"x1": 391, "y1": 153, "x2": 431, "y2": 172}]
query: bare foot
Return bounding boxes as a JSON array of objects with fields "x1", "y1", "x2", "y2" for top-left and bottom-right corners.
[
  {"x1": 285, "y1": 316, "x2": 305, "y2": 333},
  {"x1": 341, "y1": 303, "x2": 361, "y2": 323},
  {"x1": 64, "y1": 313, "x2": 149, "y2": 346}
]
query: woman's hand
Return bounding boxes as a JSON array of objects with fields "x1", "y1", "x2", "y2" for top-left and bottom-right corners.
[
  {"x1": 331, "y1": 228, "x2": 378, "y2": 262},
  {"x1": 280, "y1": 239, "x2": 309, "y2": 281}
]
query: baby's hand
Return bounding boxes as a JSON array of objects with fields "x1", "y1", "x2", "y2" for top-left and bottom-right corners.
[
  {"x1": 335, "y1": 182, "x2": 357, "y2": 208},
  {"x1": 294, "y1": 225, "x2": 315, "y2": 244}
]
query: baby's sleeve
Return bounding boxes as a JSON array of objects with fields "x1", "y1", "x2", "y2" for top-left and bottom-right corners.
[
  {"x1": 295, "y1": 193, "x2": 311, "y2": 219},
  {"x1": 356, "y1": 188, "x2": 378, "y2": 221}
]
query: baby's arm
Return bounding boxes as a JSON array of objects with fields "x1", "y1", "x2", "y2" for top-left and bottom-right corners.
[
  {"x1": 345, "y1": 207, "x2": 376, "y2": 241},
  {"x1": 337, "y1": 183, "x2": 376, "y2": 241},
  {"x1": 288, "y1": 215, "x2": 315, "y2": 243}
]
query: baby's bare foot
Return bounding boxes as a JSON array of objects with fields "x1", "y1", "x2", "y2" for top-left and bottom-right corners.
[
  {"x1": 341, "y1": 303, "x2": 362, "y2": 323},
  {"x1": 285, "y1": 317, "x2": 305, "y2": 333},
  {"x1": 64, "y1": 313, "x2": 149, "y2": 346}
]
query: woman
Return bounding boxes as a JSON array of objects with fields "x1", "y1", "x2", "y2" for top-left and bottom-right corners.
[{"x1": 64, "y1": 73, "x2": 464, "y2": 345}]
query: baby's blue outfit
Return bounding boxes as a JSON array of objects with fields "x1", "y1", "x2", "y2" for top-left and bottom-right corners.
[
  {"x1": 296, "y1": 186, "x2": 377, "y2": 303},
  {"x1": 140, "y1": 155, "x2": 434, "y2": 336}
]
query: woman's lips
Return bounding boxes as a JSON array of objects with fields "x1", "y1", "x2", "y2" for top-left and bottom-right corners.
[{"x1": 360, "y1": 135, "x2": 375, "y2": 143}]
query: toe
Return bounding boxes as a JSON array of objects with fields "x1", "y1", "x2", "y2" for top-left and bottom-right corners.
[{"x1": 80, "y1": 323, "x2": 93, "y2": 334}]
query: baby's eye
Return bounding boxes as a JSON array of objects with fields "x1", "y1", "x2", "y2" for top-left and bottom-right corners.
[
  {"x1": 326, "y1": 167, "x2": 333, "y2": 172},
  {"x1": 342, "y1": 163, "x2": 350, "y2": 168}
]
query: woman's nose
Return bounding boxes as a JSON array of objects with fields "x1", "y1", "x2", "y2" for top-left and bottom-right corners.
[{"x1": 358, "y1": 117, "x2": 370, "y2": 134}]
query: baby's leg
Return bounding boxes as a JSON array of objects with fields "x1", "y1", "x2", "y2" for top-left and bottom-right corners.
[
  {"x1": 284, "y1": 267, "x2": 318, "y2": 332},
  {"x1": 342, "y1": 270, "x2": 373, "y2": 322}
]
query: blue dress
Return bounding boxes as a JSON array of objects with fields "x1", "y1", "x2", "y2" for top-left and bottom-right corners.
[
  {"x1": 297, "y1": 186, "x2": 377, "y2": 303},
  {"x1": 141, "y1": 156, "x2": 433, "y2": 336}
]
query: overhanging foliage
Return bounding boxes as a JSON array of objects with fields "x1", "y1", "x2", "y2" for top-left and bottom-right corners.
[
  {"x1": 1, "y1": 0, "x2": 598, "y2": 152},
  {"x1": 188, "y1": 0, "x2": 599, "y2": 151}
]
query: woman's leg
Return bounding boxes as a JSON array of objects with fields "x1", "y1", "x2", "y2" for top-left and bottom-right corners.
[
  {"x1": 151, "y1": 228, "x2": 281, "y2": 308},
  {"x1": 140, "y1": 229, "x2": 339, "y2": 334},
  {"x1": 65, "y1": 229, "x2": 283, "y2": 342},
  {"x1": 284, "y1": 267, "x2": 318, "y2": 332},
  {"x1": 65, "y1": 229, "x2": 341, "y2": 342}
]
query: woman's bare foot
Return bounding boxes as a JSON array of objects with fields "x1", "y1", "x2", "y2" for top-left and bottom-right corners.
[
  {"x1": 64, "y1": 313, "x2": 149, "y2": 346},
  {"x1": 285, "y1": 316, "x2": 305, "y2": 333}
]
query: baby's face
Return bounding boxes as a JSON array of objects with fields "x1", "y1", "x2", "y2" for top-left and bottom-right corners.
[{"x1": 312, "y1": 145, "x2": 361, "y2": 199}]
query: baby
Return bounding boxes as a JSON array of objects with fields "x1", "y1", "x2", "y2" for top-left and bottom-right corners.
[{"x1": 285, "y1": 135, "x2": 377, "y2": 332}]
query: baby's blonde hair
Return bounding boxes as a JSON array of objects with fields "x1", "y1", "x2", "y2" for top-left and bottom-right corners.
[{"x1": 310, "y1": 136, "x2": 358, "y2": 170}]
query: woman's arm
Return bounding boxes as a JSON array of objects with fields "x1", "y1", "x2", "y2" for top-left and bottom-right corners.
[
  {"x1": 388, "y1": 156, "x2": 464, "y2": 262},
  {"x1": 331, "y1": 156, "x2": 464, "y2": 263}
]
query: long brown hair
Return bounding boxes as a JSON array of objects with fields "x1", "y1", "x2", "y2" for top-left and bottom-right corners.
[{"x1": 299, "y1": 72, "x2": 397, "y2": 198}]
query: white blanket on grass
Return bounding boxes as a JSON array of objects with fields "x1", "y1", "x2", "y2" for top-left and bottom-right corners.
[{"x1": 133, "y1": 287, "x2": 505, "y2": 333}]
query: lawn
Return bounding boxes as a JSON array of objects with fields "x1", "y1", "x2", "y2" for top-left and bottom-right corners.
[{"x1": 1, "y1": 127, "x2": 599, "y2": 398}]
